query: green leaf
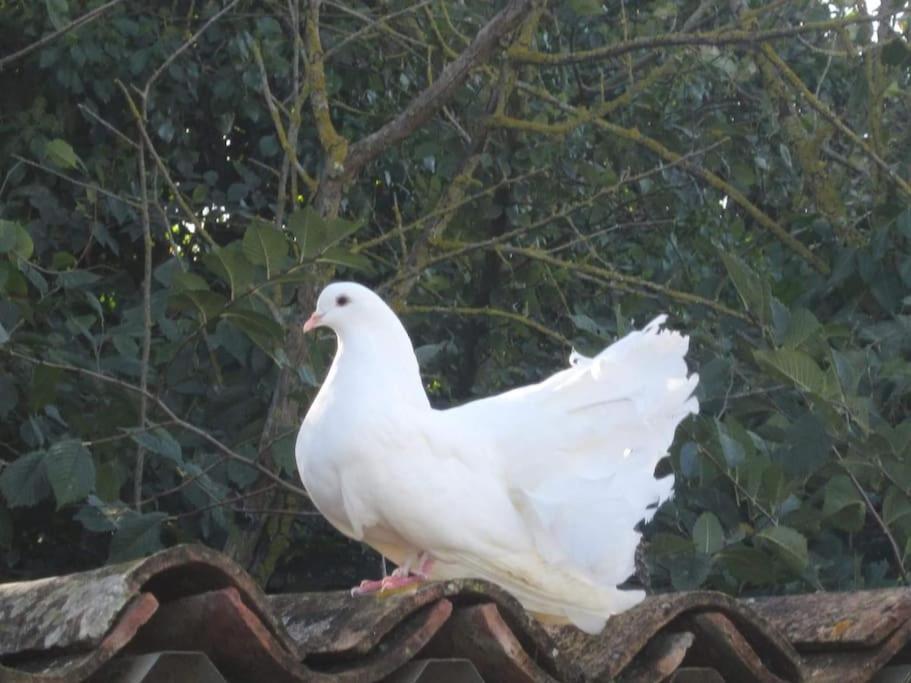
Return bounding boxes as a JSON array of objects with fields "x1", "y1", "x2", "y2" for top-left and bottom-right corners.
[
  {"x1": 130, "y1": 428, "x2": 182, "y2": 463},
  {"x1": 242, "y1": 221, "x2": 288, "y2": 278},
  {"x1": 719, "y1": 546, "x2": 779, "y2": 585},
  {"x1": 0, "y1": 321, "x2": 9, "y2": 346},
  {"x1": 44, "y1": 0, "x2": 70, "y2": 30},
  {"x1": 45, "y1": 138, "x2": 81, "y2": 170},
  {"x1": 172, "y1": 271, "x2": 210, "y2": 292},
  {"x1": 720, "y1": 250, "x2": 771, "y2": 326},
  {"x1": 0, "y1": 220, "x2": 34, "y2": 259},
  {"x1": 288, "y1": 207, "x2": 362, "y2": 260},
  {"x1": 221, "y1": 308, "x2": 284, "y2": 353},
  {"x1": 692, "y1": 511, "x2": 725, "y2": 555},
  {"x1": 781, "y1": 307, "x2": 822, "y2": 349},
  {"x1": 171, "y1": 289, "x2": 227, "y2": 324},
  {"x1": 755, "y1": 525, "x2": 808, "y2": 574},
  {"x1": 317, "y1": 246, "x2": 374, "y2": 273},
  {"x1": 753, "y1": 348, "x2": 827, "y2": 396},
  {"x1": 30, "y1": 364, "x2": 62, "y2": 412},
  {"x1": 884, "y1": 487, "x2": 911, "y2": 532},
  {"x1": 670, "y1": 552, "x2": 712, "y2": 590},
  {"x1": 203, "y1": 244, "x2": 254, "y2": 299},
  {"x1": 0, "y1": 502, "x2": 11, "y2": 548},
  {"x1": 822, "y1": 475, "x2": 865, "y2": 532},
  {"x1": 0, "y1": 451, "x2": 50, "y2": 508},
  {"x1": 109, "y1": 512, "x2": 167, "y2": 562},
  {"x1": 45, "y1": 439, "x2": 96, "y2": 508}
]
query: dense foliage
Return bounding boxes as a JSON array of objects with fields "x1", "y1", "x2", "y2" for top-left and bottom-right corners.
[{"x1": 1, "y1": 0, "x2": 910, "y2": 597}]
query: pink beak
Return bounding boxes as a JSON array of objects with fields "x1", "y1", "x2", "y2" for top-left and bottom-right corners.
[{"x1": 303, "y1": 312, "x2": 323, "y2": 333}]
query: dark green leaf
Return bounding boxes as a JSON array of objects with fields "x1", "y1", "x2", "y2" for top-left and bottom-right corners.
[
  {"x1": 754, "y1": 349, "x2": 827, "y2": 396},
  {"x1": 755, "y1": 525, "x2": 808, "y2": 574},
  {"x1": 203, "y1": 244, "x2": 254, "y2": 299},
  {"x1": 719, "y1": 546, "x2": 778, "y2": 585},
  {"x1": 670, "y1": 552, "x2": 712, "y2": 590},
  {"x1": 0, "y1": 451, "x2": 50, "y2": 508},
  {"x1": 720, "y1": 250, "x2": 771, "y2": 326},
  {"x1": 822, "y1": 475, "x2": 865, "y2": 532},
  {"x1": 45, "y1": 439, "x2": 95, "y2": 508},
  {"x1": 242, "y1": 221, "x2": 288, "y2": 278},
  {"x1": 130, "y1": 428, "x2": 182, "y2": 463},
  {"x1": 109, "y1": 512, "x2": 167, "y2": 562},
  {"x1": 0, "y1": 502, "x2": 11, "y2": 548},
  {"x1": 693, "y1": 511, "x2": 725, "y2": 555},
  {"x1": 45, "y1": 138, "x2": 81, "y2": 170},
  {"x1": 288, "y1": 207, "x2": 362, "y2": 260}
]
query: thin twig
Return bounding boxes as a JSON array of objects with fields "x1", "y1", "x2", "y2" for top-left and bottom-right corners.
[
  {"x1": 0, "y1": 0, "x2": 127, "y2": 71},
  {"x1": 834, "y1": 446, "x2": 909, "y2": 584},
  {"x1": 3, "y1": 349, "x2": 309, "y2": 498},
  {"x1": 133, "y1": 141, "x2": 154, "y2": 510}
]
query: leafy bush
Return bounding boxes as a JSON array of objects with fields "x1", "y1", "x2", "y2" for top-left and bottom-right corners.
[{"x1": 1, "y1": 0, "x2": 910, "y2": 596}]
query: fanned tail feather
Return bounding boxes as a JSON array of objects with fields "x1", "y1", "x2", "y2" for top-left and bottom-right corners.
[{"x1": 450, "y1": 315, "x2": 698, "y2": 629}]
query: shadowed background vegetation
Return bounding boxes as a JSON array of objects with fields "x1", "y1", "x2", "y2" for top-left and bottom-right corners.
[{"x1": 1, "y1": 0, "x2": 910, "y2": 597}]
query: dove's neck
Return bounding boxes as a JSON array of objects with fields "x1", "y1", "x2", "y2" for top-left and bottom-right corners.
[{"x1": 331, "y1": 321, "x2": 430, "y2": 409}]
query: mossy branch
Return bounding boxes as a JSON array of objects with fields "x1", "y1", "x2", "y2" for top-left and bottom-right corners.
[
  {"x1": 760, "y1": 43, "x2": 911, "y2": 199},
  {"x1": 509, "y1": 12, "x2": 902, "y2": 66}
]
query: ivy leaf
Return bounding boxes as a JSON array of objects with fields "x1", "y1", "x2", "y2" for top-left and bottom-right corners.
[
  {"x1": 109, "y1": 512, "x2": 167, "y2": 562},
  {"x1": 0, "y1": 451, "x2": 51, "y2": 508},
  {"x1": 753, "y1": 349, "x2": 827, "y2": 396},
  {"x1": 45, "y1": 439, "x2": 96, "y2": 508},
  {"x1": 692, "y1": 511, "x2": 725, "y2": 555},
  {"x1": 242, "y1": 221, "x2": 288, "y2": 279},
  {"x1": 755, "y1": 525, "x2": 808, "y2": 574}
]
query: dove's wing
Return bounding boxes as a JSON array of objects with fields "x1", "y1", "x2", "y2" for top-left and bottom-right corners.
[
  {"x1": 440, "y1": 316, "x2": 698, "y2": 589},
  {"x1": 323, "y1": 407, "x2": 644, "y2": 633}
]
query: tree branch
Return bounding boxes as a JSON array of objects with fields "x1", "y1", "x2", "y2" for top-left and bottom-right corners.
[
  {"x1": 3, "y1": 349, "x2": 309, "y2": 498},
  {"x1": 760, "y1": 42, "x2": 911, "y2": 199},
  {"x1": 344, "y1": 0, "x2": 534, "y2": 176},
  {"x1": 498, "y1": 245, "x2": 754, "y2": 323},
  {"x1": 490, "y1": 108, "x2": 830, "y2": 274},
  {"x1": 509, "y1": 12, "x2": 904, "y2": 66},
  {"x1": 133, "y1": 142, "x2": 153, "y2": 510},
  {"x1": 0, "y1": 0, "x2": 127, "y2": 72},
  {"x1": 400, "y1": 304, "x2": 572, "y2": 346}
]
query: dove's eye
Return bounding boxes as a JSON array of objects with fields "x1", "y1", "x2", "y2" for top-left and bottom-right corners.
[{"x1": 336, "y1": 295, "x2": 350, "y2": 307}]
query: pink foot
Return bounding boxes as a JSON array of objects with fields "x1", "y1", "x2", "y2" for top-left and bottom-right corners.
[{"x1": 350, "y1": 554, "x2": 435, "y2": 596}]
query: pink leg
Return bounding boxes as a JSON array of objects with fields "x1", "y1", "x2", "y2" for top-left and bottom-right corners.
[{"x1": 350, "y1": 553, "x2": 434, "y2": 596}]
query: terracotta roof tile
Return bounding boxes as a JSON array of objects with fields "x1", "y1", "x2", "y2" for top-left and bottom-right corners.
[{"x1": 1, "y1": 544, "x2": 911, "y2": 682}]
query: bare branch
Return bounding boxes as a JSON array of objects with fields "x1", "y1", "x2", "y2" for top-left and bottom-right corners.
[
  {"x1": 133, "y1": 142, "x2": 153, "y2": 510},
  {"x1": 344, "y1": 0, "x2": 534, "y2": 175}
]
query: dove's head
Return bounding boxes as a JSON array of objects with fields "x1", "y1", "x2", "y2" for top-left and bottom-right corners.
[{"x1": 303, "y1": 281, "x2": 392, "y2": 336}]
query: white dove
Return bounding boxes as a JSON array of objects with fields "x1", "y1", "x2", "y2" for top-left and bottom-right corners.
[{"x1": 295, "y1": 282, "x2": 698, "y2": 633}]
